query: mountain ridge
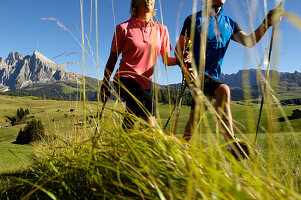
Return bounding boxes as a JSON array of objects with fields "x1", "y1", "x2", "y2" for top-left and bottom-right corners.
[
  {"x1": 219, "y1": 69, "x2": 301, "y2": 88},
  {"x1": 0, "y1": 51, "x2": 81, "y2": 92},
  {"x1": 0, "y1": 51, "x2": 300, "y2": 101}
]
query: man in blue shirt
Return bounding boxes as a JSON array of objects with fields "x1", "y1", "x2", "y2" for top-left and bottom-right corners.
[{"x1": 175, "y1": 0, "x2": 283, "y2": 157}]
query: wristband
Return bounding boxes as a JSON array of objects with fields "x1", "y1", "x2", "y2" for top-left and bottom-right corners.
[
  {"x1": 268, "y1": 19, "x2": 272, "y2": 28},
  {"x1": 264, "y1": 12, "x2": 272, "y2": 28},
  {"x1": 263, "y1": 18, "x2": 272, "y2": 28},
  {"x1": 175, "y1": 57, "x2": 180, "y2": 65}
]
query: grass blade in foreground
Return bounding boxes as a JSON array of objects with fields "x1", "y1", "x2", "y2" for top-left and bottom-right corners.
[{"x1": 2, "y1": 121, "x2": 301, "y2": 199}]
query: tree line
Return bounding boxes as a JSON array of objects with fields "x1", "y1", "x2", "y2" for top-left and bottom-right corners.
[
  {"x1": 5, "y1": 108, "x2": 30, "y2": 126},
  {"x1": 153, "y1": 89, "x2": 193, "y2": 106},
  {"x1": 3, "y1": 107, "x2": 45, "y2": 144}
]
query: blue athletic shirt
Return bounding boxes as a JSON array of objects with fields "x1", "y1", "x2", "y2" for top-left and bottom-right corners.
[{"x1": 180, "y1": 7, "x2": 241, "y2": 79}]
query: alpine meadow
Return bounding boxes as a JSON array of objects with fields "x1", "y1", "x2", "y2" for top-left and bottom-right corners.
[{"x1": 1, "y1": 0, "x2": 301, "y2": 199}]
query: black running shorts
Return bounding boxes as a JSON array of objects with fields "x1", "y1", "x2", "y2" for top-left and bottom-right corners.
[
  {"x1": 191, "y1": 73, "x2": 224, "y2": 110},
  {"x1": 113, "y1": 77, "x2": 156, "y2": 117}
]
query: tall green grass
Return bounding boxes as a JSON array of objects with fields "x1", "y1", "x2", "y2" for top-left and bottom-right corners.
[
  {"x1": 1, "y1": 0, "x2": 301, "y2": 199},
  {"x1": 0, "y1": 98, "x2": 301, "y2": 199},
  {"x1": 1, "y1": 120, "x2": 301, "y2": 199}
]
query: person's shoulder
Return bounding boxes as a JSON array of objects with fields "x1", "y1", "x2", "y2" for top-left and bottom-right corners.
[
  {"x1": 153, "y1": 22, "x2": 167, "y2": 29},
  {"x1": 195, "y1": 10, "x2": 203, "y2": 18},
  {"x1": 153, "y1": 22, "x2": 169, "y2": 35},
  {"x1": 221, "y1": 15, "x2": 235, "y2": 24},
  {"x1": 117, "y1": 19, "x2": 130, "y2": 28},
  {"x1": 113, "y1": 19, "x2": 130, "y2": 35},
  {"x1": 185, "y1": 10, "x2": 202, "y2": 21},
  {"x1": 183, "y1": 15, "x2": 192, "y2": 24}
]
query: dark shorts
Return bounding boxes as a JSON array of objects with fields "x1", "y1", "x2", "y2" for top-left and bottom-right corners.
[
  {"x1": 113, "y1": 77, "x2": 156, "y2": 117},
  {"x1": 191, "y1": 73, "x2": 223, "y2": 110}
]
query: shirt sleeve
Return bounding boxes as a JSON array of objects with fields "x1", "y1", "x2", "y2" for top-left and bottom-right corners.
[
  {"x1": 180, "y1": 16, "x2": 192, "y2": 38},
  {"x1": 160, "y1": 25, "x2": 172, "y2": 56},
  {"x1": 110, "y1": 25, "x2": 124, "y2": 54},
  {"x1": 233, "y1": 22, "x2": 242, "y2": 34},
  {"x1": 230, "y1": 22, "x2": 242, "y2": 40}
]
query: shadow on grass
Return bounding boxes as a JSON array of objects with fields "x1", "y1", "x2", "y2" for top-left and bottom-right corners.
[
  {"x1": 277, "y1": 116, "x2": 300, "y2": 122},
  {"x1": 0, "y1": 171, "x2": 47, "y2": 200}
]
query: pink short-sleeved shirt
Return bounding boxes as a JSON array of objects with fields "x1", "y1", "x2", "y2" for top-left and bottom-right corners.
[{"x1": 111, "y1": 16, "x2": 172, "y2": 89}]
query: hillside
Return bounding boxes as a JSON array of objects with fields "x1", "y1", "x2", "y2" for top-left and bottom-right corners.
[
  {"x1": 220, "y1": 69, "x2": 301, "y2": 88},
  {"x1": 158, "y1": 69, "x2": 301, "y2": 103},
  {"x1": 0, "y1": 51, "x2": 100, "y2": 100},
  {"x1": 8, "y1": 70, "x2": 301, "y2": 103},
  {"x1": 1, "y1": 51, "x2": 300, "y2": 102},
  {"x1": 219, "y1": 69, "x2": 301, "y2": 100}
]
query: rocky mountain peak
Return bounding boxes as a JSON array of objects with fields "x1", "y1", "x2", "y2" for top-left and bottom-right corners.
[
  {"x1": 5, "y1": 52, "x2": 24, "y2": 65},
  {"x1": 32, "y1": 50, "x2": 56, "y2": 65},
  {"x1": 0, "y1": 57, "x2": 7, "y2": 69},
  {"x1": 0, "y1": 50, "x2": 81, "y2": 91},
  {"x1": 0, "y1": 57, "x2": 5, "y2": 64}
]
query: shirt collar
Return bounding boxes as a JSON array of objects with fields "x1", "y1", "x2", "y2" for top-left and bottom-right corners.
[
  {"x1": 218, "y1": 6, "x2": 224, "y2": 15},
  {"x1": 202, "y1": 5, "x2": 224, "y2": 18},
  {"x1": 130, "y1": 16, "x2": 153, "y2": 28}
]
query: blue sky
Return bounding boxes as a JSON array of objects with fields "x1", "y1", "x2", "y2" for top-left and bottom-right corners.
[{"x1": 0, "y1": 0, "x2": 300, "y2": 85}]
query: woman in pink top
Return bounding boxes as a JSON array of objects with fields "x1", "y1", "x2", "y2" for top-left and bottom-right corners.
[{"x1": 100, "y1": 0, "x2": 180, "y2": 129}]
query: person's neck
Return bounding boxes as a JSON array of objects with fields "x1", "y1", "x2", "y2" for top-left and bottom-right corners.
[
  {"x1": 213, "y1": 6, "x2": 222, "y2": 15},
  {"x1": 136, "y1": 11, "x2": 152, "y2": 23},
  {"x1": 206, "y1": 5, "x2": 222, "y2": 17}
]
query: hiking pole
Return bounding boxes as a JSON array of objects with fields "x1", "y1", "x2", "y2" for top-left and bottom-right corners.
[
  {"x1": 255, "y1": 2, "x2": 282, "y2": 143},
  {"x1": 99, "y1": 97, "x2": 108, "y2": 121},
  {"x1": 173, "y1": 82, "x2": 186, "y2": 134},
  {"x1": 94, "y1": 90, "x2": 109, "y2": 135},
  {"x1": 164, "y1": 74, "x2": 187, "y2": 130},
  {"x1": 154, "y1": 16, "x2": 196, "y2": 131},
  {"x1": 255, "y1": 27, "x2": 275, "y2": 143}
]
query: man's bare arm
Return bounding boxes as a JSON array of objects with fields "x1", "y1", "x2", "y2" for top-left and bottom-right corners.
[{"x1": 232, "y1": 5, "x2": 284, "y2": 48}]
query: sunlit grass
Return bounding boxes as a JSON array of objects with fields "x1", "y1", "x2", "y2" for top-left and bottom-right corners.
[
  {"x1": 0, "y1": 143, "x2": 33, "y2": 174},
  {"x1": 2, "y1": 121, "x2": 301, "y2": 199},
  {"x1": 0, "y1": 95, "x2": 301, "y2": 199}
]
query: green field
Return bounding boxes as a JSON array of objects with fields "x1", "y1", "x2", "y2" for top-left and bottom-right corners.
[
  {"x1": 1, "y1": 94, "x2": 300, "y2": 173},
  {"x1": 0, "y1": 142, "x2": 33, "y2": 174},
  {"x1": 1, "y1": 94, "x2": 301, "y2": 199}
]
